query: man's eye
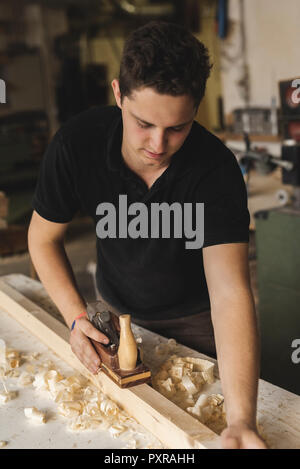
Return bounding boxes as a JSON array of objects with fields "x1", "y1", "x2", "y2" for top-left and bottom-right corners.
[
  {"x1": 136, "y1": 121, "x2": 184, "y2": 132},
  {"x1": 137, "y1": 121, "x2": 150, "y2": 129},
  {"x1": 171, "y1": 127, "x2": 184, "y2": 132}
]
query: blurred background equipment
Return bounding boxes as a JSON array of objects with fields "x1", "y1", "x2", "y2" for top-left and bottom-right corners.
[
  {"x1": 279, "y1": 78, "x2": 300, "y2": 142},
  {"x1": 253, "y1": 140, "x2": 300, "y2": 395},
  {"x1": 232, "y1": 107, "x2": 279, "y2": 136},
  {"x1": 111, "y1": 0, "x2": 174, "y2": 18},
  {"x1": 228, "y1": 131, "x2": 300, "y2": 394},
  {"x1": 0, "y1": 110, "x2": 48, "y2": 226},
  {"x1": 0, "y1": 0, "x2": 203, "y2": 234}
]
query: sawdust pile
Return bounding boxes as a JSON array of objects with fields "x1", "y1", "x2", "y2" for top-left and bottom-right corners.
[{"x1": 152, "y1": 354, "x2": 227, "y2": 435}]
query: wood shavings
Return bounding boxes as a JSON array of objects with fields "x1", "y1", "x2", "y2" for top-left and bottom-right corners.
[
  {"x1": 6, "y1": 349, "x2": 21, "y2": 368},
  {"x1": 32, "y1": 371, "x2": 50, "y2": 391},
  {"x1": 25, "y1": 364, "x2": 35, "y2": 374},
  {"x1": 67, "y1": 415, "x2": 99, "y2": 432},
  {"x1": 155, "y1": 369, "x2": 169, "y2": 380},
  {"x1": 0, "y1": 340, "x2": 21, "y2": 377},
  {"x1": 83, "y1": 401, "x2": 102, "y2": 419},
  {"x1": 40, "y1": 360, "x2": 55, "y2": 369},
  {"x1": 21, "y1": 352, "x2": 40, "y2": 361},
  {"x1": 160, "y1": 377, "x2": 175, "y2": 396},
  {"x1": 124, "y1": 439, "x2": 137, "y2": 449},
  {"x1": 24, "y1": 407, "x2": 46, "y2": 424},
  {"x1": 18, "y1": 372, "x2": 34, "y2": 387},
  {"x1": 187, "y1": 393, "x2": 225, "y2": 434},
  {"x1": 100, "y1": 398, "x2": 119, "y2": 417},
  {"x1": 167, "y1": 339, "x2": 177, "y2": 350},
  {"x1": 155, "y1": 338, "x2": 178, "y2": 357},
  {"x1": 109, "y1": 424, "x2": 126, "y2": 438},
  {"x1": 0, "y1": 374, "x2": 8, "y2": 393},
  {"x1": 187, "y1": 393, "x2": 210, "y2": 418},
  {"x1": 153, "y1": 355, "x2": 226, "y2": 434},
  {"x1": 195, "y1": 393, "x2": 209, "y2": 409},
  {"x1": 58, "y1": 401, "x2": 84, "y2": 418},
  {"x1": 47, "y1": 370, "x2": 64, "y2": 396},
  {"x1": 28, "y1": 357, "x2": 158, "y2": 444},
  {"x1": 7, "y1": 358, "x2": 20, "y2": 369},
  {"x1": 0, "y1": 339, "x2": 6, "y2": 364},
  {"x1": 8, "y1": 369, "x2": 20, "y2": 378},
  {"x1": 0, "y1": 391, "x2": 17, "y2": 404},
  {"x1": 155, "y1": 344, "x2": 167, "y2": 356},
  {"x1": 181, "y1": 376, "x2": 198, "y2": 395},
  {"x1": 0, "y1": 337, "x2": 163, "y2": 449}
]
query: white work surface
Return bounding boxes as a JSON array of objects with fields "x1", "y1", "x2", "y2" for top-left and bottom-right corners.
[
  {"x1": 0, "y1": 274, "x2": 300, "y2": 449},
  {"x1": 0, "y1": 309, "x2": 162, "y2": 449}
]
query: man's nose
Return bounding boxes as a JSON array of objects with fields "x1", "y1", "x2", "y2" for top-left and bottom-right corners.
[{"x1": 150, "y1": 129, "x2": 167, "y2": 154}]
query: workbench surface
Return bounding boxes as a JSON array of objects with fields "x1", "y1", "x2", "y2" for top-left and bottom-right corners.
[{"x1": 0, "y1": 274, "x2": 299, "y2": 449}]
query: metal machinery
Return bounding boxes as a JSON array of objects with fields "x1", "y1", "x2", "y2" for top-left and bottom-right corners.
[{"x1": 238, "y1": 138, "x2": 300, "y2": 395}]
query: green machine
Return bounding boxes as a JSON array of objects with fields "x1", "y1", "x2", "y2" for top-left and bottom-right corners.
[
  {"x1": 240, "y1": 139, "x2": 300, "y2": 395},
  {"x1": 255, "y1": 206, "x2": 300, "y2": 395}
]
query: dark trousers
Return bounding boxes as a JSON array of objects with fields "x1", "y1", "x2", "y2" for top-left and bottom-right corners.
[
  {"x1": 133, "y1": 311, "x2": 216, "y2": 359},
  {"x1": 94, "y1": 293, "x2": 216, "y2": 359}
]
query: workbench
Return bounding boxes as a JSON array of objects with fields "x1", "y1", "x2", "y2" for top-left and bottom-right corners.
[{"x1": 0, "y1": 274, "x2": 299, "y2": 449}]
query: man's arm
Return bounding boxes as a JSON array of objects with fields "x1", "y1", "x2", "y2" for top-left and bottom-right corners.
[
  {"x1": 28, "y1": 210, "x2": 109, "y2": 374},
  {"x1": 203, "y1": 242, "x2": 266, "y2": 449}
]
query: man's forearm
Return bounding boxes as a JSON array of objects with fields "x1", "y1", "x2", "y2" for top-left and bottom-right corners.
[
  {"x1": 211, "y1": 289, "x2": 260, "y2": 427},
  {"x1": 29, "y1": 239, "x2": 87, "y2": 328}
]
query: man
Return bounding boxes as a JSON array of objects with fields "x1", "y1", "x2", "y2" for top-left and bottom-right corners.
[{"x1": 28, "y1": 21, "x2": 266, "y2": 449}]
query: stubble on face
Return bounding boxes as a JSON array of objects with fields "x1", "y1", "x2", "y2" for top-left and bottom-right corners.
[{"x1": 120, "y1": 88, "x2": 196, "y2": 174}]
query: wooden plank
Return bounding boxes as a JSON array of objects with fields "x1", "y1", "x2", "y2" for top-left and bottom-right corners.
[{"x1": 0, "y1": 279, "x2": 220, "y2": 449}]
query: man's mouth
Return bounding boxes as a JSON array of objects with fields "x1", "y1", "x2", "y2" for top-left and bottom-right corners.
[{"x1": 144, "y1": 149, "x2": 165, "y2": 159}]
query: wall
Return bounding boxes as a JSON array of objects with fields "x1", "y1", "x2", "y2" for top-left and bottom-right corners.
[
  {"x1": 220, "y1": 0, "x2": 300, "y2": 118},
  {"x1": 194, "y1": 1, "x2": 223, "y2": 131}
]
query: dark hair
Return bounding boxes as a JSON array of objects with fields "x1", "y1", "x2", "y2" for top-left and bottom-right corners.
[{"x1": 119, "y1": 21, "x2": 212, "y2": 109}]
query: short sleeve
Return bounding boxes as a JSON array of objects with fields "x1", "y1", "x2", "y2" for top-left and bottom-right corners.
[
  {"x1": 32, "y1": 130, "x2": 79, "y2": 223},
  {"x1": 202, "y1": 151, "x2": 250, "y2": 248}
]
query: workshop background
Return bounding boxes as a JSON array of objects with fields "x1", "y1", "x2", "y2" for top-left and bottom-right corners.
[{"x1": 0, "y1": 0, "x2": 299, "y2": 395}]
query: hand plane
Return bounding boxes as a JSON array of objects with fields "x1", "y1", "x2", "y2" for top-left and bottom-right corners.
[{"x1": 86, "y1": 302, "x2": 151, "y2": 388}]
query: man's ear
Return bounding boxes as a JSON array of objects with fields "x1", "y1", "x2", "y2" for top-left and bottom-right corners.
[{"x1": 111, "y1": 79, "x2": 122, "y2": 109}]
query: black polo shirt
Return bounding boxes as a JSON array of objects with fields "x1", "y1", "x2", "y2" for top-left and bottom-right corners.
[{"x1": 33, "y1": 105, "x2": 250, "y2": 320}]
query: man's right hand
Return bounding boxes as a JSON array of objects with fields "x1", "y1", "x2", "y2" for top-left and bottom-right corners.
[{"x1": 70, "y1": 317, "x2": 109, "y2": 374}]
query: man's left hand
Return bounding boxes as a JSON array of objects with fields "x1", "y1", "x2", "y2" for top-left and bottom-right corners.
[{"x1": 221, "y1": 421, "x2": 267, "y2": 449}]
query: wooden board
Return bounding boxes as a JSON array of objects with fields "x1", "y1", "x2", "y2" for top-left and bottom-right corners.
[
  {"x1": 0, "y1": 309, "x2": 147, "y2": 449},
  {"x1": 0, "y1": 278, "x2": 220, "y2": 449}
]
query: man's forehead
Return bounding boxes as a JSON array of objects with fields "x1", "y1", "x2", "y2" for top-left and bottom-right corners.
[
  {"x1": 129, "y1": 110, "x2": 194, "y2": 128},
  {"x1": 123, "y1": 90, "x2": 196, "y2": 127}
]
